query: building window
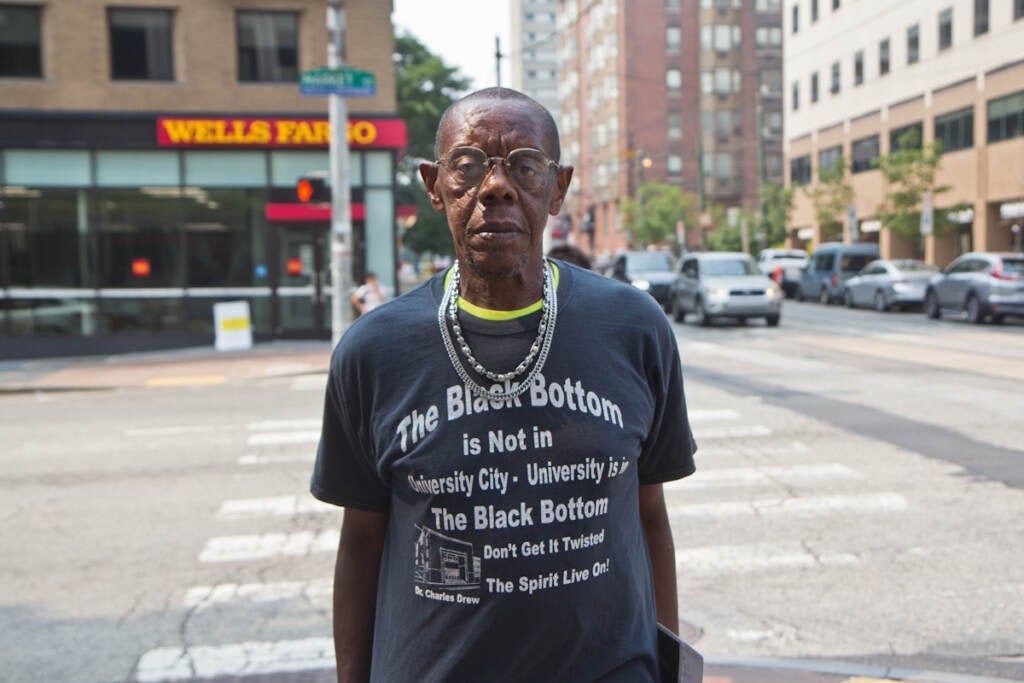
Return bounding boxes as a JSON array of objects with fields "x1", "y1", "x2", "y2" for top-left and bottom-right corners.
[
  {"x1": 237, "y1": 10, "x2": 298, "y2": 82},
  {"x1": 792, "y1": 80, "x2": 800, "y2": 110},
  {"x1": 907, "y1": 24, "x2": 920, "y2": 64},
  {"x1": 974, "y1": 0, "x2": 989, "y2": 35},
  {"x1": 934, "y1": 106, "x2": 974, "y2": 152},
  {"x1": 756, "y1": 26, "x2": 782, "y2": 47},
  {"x1": 851, "y1": 135, "x2": 879, "y2": 173},
  {"x1": 715, "y1": 109, "x2": 737, "y2": 138},
  {"x1": 109, "y1": 8, "x2": 174, "y2": 81},
  {"x1": 667, "y1": 154, "x2": 683, "y2": 175},
  {"x1": 666, "y1": 26, "x2": 681, "y2": 51},
  {"x1": 757, "y1": 0, "x2": 782, "y2": 10},
  {"x1": 811, "y1": 0, "x2": 819, "y2": 22},
  {"x1": 818, "y1": 145, "x2": 843, "y2": 179},
  {"x1": 715, "y1": 152, "x2": 733, "y2": 181},
  {"x1": 0, "y1": 4, "x2": 42, "y2": 77},
  {"x1": 854, "y1": 50, "x2": 864, "y2": 85},
  {"x1": 761, "y1": 68, "x2": 782, "y2": 93},
  {"x1": 830, "y1": 61, "x2": 840, "y2": 94},
  {"x1": 668, "y1": 112, "x2": 682, "y2": 139},
  {"x1": 701, "y1": 70, "x2": 714, "y2": 93},
  {"x1": 767, "y1": 153, "x2": 783, "y2": 178},
  {"x1": 792, "y1": 4, "x2": 799, "y2": 33},
  {"x1": 767, "y1": 110, "x2": 783, "y2": 133},
  {"x1": 666, "y1": 0, "x2": 681, "y2": 8},
  {"x1": 702, "y1": 110, "x2": 713, "y2": 136},
  {"x1": 810, "y1": 72, "x2": 819, "y2": 103},
  {"x1": 987, "y1": 90, "x2": 1024, "y2": 143},
  {"x1": 938, "y1": 8, "x2": 953, "y2": 51},
  {"x1": 890, "y1": 122, "x2": 923, "y2": 151},
  {"x1": 879, "y1": 38, "x2": 890, "y2": 75},
  {"x1": 667, "y1": 68, "x2": 682, "y2": 92},
  {"x1": 790, "y1": 154, "x2": 812, "y2": 185}
]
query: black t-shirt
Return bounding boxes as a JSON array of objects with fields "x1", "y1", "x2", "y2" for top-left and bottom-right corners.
[{"x1": 312, "y1": 261, "x2": 697, "y2": 682}]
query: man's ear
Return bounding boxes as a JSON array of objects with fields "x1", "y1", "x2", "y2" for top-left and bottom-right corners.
[
  {"x1": 548, "y1": 165, "x2": 574, "y2": 216},
  {"x1": 419, "y1": 162, "x2": 446, "y2": 211}
]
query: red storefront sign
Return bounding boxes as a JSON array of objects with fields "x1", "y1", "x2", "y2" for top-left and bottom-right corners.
[{"x1": 156, "y1": 117, "x2": 406, "y2": 149}]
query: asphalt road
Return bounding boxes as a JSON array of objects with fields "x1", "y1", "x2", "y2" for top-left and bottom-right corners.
[{"x1": 1, "y1": 299, "x2": 1021, "y2": 682}]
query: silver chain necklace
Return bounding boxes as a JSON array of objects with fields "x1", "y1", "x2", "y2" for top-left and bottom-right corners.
[{"x1": 438, "y1": 260, "x2": 557, "y2": 401}]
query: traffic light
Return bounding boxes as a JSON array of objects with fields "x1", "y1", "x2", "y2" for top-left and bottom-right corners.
[{"x1": 296, "y1": 176, "x2": 329, "y2": 203}]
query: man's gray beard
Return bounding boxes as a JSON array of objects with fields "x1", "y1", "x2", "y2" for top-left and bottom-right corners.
[{"x1": 463, "y1": 251, "x2": 531, "y2": 279}]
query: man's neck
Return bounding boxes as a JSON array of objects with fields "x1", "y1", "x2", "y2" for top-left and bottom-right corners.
[{"x1": 457, "y1": 260, "x2": 546, "y2": 311}]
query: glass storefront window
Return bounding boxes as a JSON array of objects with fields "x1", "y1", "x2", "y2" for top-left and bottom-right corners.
[
  {"x1": 96, "y1": 297, "x2": 183, "y2": 335},
  {"x1": 185, "y1": 188, "x2": 268, "y2": 286},
  {"x1": 365, "y1": 151, "x2": 393, "y2": 186},
  {"x1": 4, "y1": 150, "x2": 91, "y2": 186},
  {"x1": 185, "y1": 151, "x2": 266, "y2": 187},
  {"x1": 3, "y1": 297, "x2": 98, "y2": 338},
  {"x1": 96, "y1": 188, "x2": 183, "y2": 288},
  {"x1": 2, "y1": 188, "x2": 90, "y2": 287},
  {"x1": 96, "y1": 150, "x2": 180, "y2": 186}
]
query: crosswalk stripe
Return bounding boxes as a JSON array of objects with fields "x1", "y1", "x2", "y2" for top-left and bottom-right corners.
[
  {"x1": 687, "y1": 409, "x2": 740, "y2": 422},
  {"x1": 216, "y1": 495, "x2": 335, "y2": 520},
  {"x1": 695, "y1": 425, "x2": 773, "y2": 439},
  {"x1": 198, "y1": 530, "x2": 339, "y2": 563},
  {"x1": 664, "y1": 463, "x2": 863, "y2": 491},
  {"x1": 676, "y1": 541, "x2": 859, "y2": 574},
  {"x1": 134, "y1": 637, "x2": 334, "y2": 682},
  {"x1": 238, "y1": 452, "x2": 317, "y2": 465},
  {"x1": 695, "y1": 440, "x2": 809, "y2": 457},
  {"x1": 667, "y1": 492, "x2": 907, "y2": 517},
  {"x1": 246, "y1": 418, "x2": 321, "y2": 431},
  {"x1": 246, "y1": 430, "x2": 320, "y2": 446},
  {"x1": 183, "y1": 578, "x2": 332, "y2": 609}
]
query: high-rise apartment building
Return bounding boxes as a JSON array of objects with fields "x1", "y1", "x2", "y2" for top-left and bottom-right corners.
[
  {"x1": 785, "y1": 0, "x2": 1024, "y2": 264},
  {"x1": 556, "y1": 0, "x2": 783, "y2": 257},
  {"x1": 511, "y1": 0, "x2": 560, "y2": 120}
]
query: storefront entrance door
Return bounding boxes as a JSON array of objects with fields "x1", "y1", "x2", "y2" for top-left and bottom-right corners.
[{"x1": 273, "y1": 224, "x2": 329, "y2": 339}]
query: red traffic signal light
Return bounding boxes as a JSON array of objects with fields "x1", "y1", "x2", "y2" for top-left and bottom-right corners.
[{"x1": 296, "y1": 176, "x2": 329, "y2": 203}]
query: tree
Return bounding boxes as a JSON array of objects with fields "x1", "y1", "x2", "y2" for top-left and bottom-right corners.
[
  {"x1": 620, "y1": 182, "x2": 699, "y2": 249},
  {"x1": 706, "y1": 207, "x2": 757, "y2": 253},
  {"x1": 804, "y1": 156, "x2": 854, "y2": 242},
  {"x1": 758, "y1": 182, "x2": 795, "y2": 248},
  {"x1": 394, "y1": 32, "x2": 471, "y2": 258},
  {"x1": 873, "y1": 128, "x2": 960, "y2": 243}
]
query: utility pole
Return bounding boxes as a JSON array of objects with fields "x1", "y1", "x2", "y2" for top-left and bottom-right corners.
[
  {"x1": 327, "y1": 0, "x2": 352, "y2": 347},
  {"x1": 494, "y1": 35, "x2": 503, "y2": 87}
]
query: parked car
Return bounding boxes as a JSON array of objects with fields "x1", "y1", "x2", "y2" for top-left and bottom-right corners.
[
  {"x1": 923, "y1": 252, "x2": 1024, "y2": 324},
  {"x1": 756, "y1": 248, "x2": 808, "y2": 298},
  {"x1": 609, "y1": 250, "x2": 676, "y2": 309},
  {"x1": 842, "y1": 259, "x2": 939, "y2": 311},
  {"x1": 669, "y1": 251, "x2": 783, "y2": 326},
  {"x1": 798, "y1": 242, "x2": 879, "y2": 304}
]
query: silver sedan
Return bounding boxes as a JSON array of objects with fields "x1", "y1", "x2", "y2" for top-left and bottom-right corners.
[{"x1": 842, "y1": 259, "x2": 939, "y2": 312}]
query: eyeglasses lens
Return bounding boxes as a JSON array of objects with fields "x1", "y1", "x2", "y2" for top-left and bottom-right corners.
[{"x1": 443, "y1": 147, "x2": 551, "y2": 190}]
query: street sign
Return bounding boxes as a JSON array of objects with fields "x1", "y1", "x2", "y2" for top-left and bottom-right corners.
[
  {"x1": 848, "y1": 203, "x2": 858, "y2": 241},
  {"x1": 300, "y1": 67, "x2": 376, "y2": 97},
  {"x1": 921, "y1": 191, "x2": 934, "y2": 236}
]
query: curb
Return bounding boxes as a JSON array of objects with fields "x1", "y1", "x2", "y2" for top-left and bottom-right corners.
[{"x1": 706, "y1": 656, "x2": 1023, "y2": 683}]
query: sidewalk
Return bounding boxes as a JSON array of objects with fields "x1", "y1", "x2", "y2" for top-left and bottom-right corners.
[{"x1": 0, "y1": 340, "x2": 333, "y2": 393}]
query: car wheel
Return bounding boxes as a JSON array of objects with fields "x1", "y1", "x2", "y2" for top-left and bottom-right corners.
[
  {"x1": 819, "y1": 287, "x2": 831, "y2": 305},
  {"x1": 765, "y1": 314, "x2": 780, "y2": 327},
  {"x1": 993, "y1": 315, "x2": 1005, "y2": 325},
  {"x1": 671, "y1": 296, "x2": 685, "y2": 323},
  {"x1": 873, "y1": 291, "x2": 889, "y2": 312},
  {"x1": 966, "y1": 295, "x2": 984, "y2": 324},
  {"x1": 843, "y1": 290, "x2": 854, "y2": 308},
  {"x1": 693, "y1": 299, "x2": 711, "y2": 327},
  {"x1": 924, "y1": 291, "x2": 940, "y2": 319}
]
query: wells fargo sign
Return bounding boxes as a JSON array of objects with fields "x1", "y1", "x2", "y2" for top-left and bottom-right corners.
[{"x1": 156, "y1": 117, "x2": 406, "y2": 148}]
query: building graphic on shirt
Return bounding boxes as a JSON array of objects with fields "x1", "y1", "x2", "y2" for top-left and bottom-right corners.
[{"x1": 414, "y1": 526, "x2": 482, "y2": 588}]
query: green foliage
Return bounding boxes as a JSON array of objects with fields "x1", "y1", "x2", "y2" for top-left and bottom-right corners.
[
  {"x1": 872, "y1": 128, "x2": 954, "y2": 240},
  {"x1": 758, "y1": 182, "x2": 795, "y2": 247},
  {"x1": 394, "y1": 32, "x2": 469, "y2": 258},
  {"x1": 620, "y1": 182, "x2": 699, "y2": 248},
  {"x1": 706, "y1": 207, "x2": 757, "y2": 253},
  {"x1": 803, "y1": 156, "x2": 853, "y2": 242}
]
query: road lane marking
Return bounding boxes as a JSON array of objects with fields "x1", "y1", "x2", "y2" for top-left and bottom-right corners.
[
  {"x1": 695, "y1": 440, "x2": 810, "y2": 457},
  {"x1": 664, "y1": 463, "x2": 863, "y2": 491},
  {"x1": 694, "y1": 425, "x2": 773, "y2": 439},
  {"x1": 246, "y1": 418, "x2": 321, "y2": 431},
  {"x1": 125, "y1": 424, "x2": 234, "y2": 437},
  {"x1": 667, "y1": 492, "x2": 907, "y2": 518},
  {"x1": 198, "y1": 530, "x2": 339, "y2": 563},
  {"x1": 238, "y1": 452, "x2": 316, "y2": 465},
  {"x1": 144, "y1": 375, "x2": 225, "y2": 387},
  {"x1": 216, "y1": 495, "x2": 335, "y2": 520},
  {"x1": 246, "y1": 430, "x2": 320, "y2": 446},
  {"x1": 134, "y1": 637, "x2": 334, "y2": 682},
  {"x1": 688, "y1": 409, "x2": 740, "y2": 422},
  {"x1": 183, "y1": 578, "x2": 332, "y2": 609},
  {"x1": 676, "y1": 542, "x2": 859, "y2": 574}
]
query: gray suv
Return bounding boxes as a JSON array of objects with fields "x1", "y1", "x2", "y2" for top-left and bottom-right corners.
[{"x1": 924, "y1": 252, "x2": 1024, "y2": 324}]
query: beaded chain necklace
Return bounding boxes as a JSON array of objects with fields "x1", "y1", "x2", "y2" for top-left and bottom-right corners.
[{"x1": 437, "y1": 260, "x2": 556, "y2": 401}]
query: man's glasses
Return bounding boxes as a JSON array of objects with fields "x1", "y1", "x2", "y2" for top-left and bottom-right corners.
[{"x1": 435, "y1": 146, "x2": 558, "y2": 191}]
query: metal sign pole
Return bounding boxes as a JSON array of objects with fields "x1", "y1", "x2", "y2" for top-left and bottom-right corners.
[{"x1": 327, "y1": 0, "x2": 351, "y2": 347}]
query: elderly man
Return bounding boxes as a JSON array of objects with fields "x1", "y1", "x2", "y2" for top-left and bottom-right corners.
[{"x1": 312, "y1": 87, "x2": 696, "y2": 682}]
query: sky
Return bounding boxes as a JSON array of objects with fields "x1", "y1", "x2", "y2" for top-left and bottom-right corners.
[{"x1": 392, "y1": 0, "x2": 513, "y2": 93}]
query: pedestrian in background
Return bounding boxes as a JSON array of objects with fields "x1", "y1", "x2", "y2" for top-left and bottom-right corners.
[
  {"x1": 349, "y1": 272, "x2": 384, "y2": 316},
  {"x1": 546, "y1": 243, "x2": 592, "y2": 270}
]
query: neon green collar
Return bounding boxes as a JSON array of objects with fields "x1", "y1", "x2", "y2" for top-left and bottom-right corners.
[{"x1": 443, "y1": 261, "x2": 560, "y2": 321}]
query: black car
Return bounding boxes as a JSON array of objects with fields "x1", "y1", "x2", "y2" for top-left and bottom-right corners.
[{"x1": 609, "y1": 250, "x2": 676, "y2": 309}]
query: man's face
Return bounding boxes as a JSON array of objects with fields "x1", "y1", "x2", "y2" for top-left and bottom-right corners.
[{"x1": 420, "y1": 98, "x2": 572, "y2": 279}]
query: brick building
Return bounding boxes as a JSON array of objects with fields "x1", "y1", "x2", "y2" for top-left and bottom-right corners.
[
  {"x1": 556, "y1": 0, "x2": 783, "y2": 258},
  {"x1": 0, "y1": 0, "x2": 404, "y2": 357}
]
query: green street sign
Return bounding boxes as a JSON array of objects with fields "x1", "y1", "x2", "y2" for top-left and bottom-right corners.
[{"x1": 300, "y1": 67, "x2": 376, "y2": 97}]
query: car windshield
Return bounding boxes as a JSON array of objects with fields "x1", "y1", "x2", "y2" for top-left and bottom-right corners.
[
  {"x1": 1002, "y1": 258, "x2": 1024, "y2": 275},
  {"x1": 768, "y1": 251, "x2": 806, "y2": 260},
  {"x1": 703, "y1": 258, "x2": 759, "y2": 276},
  {"x1": 840, "y1": 255, "x2": 875, "y2": 272},
  {"x1": 893, "y1": 260, "x2": 938, "y2": 272},
  {"x1": 627, "y1": 252, "x2": 673, "y2": 271}
]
